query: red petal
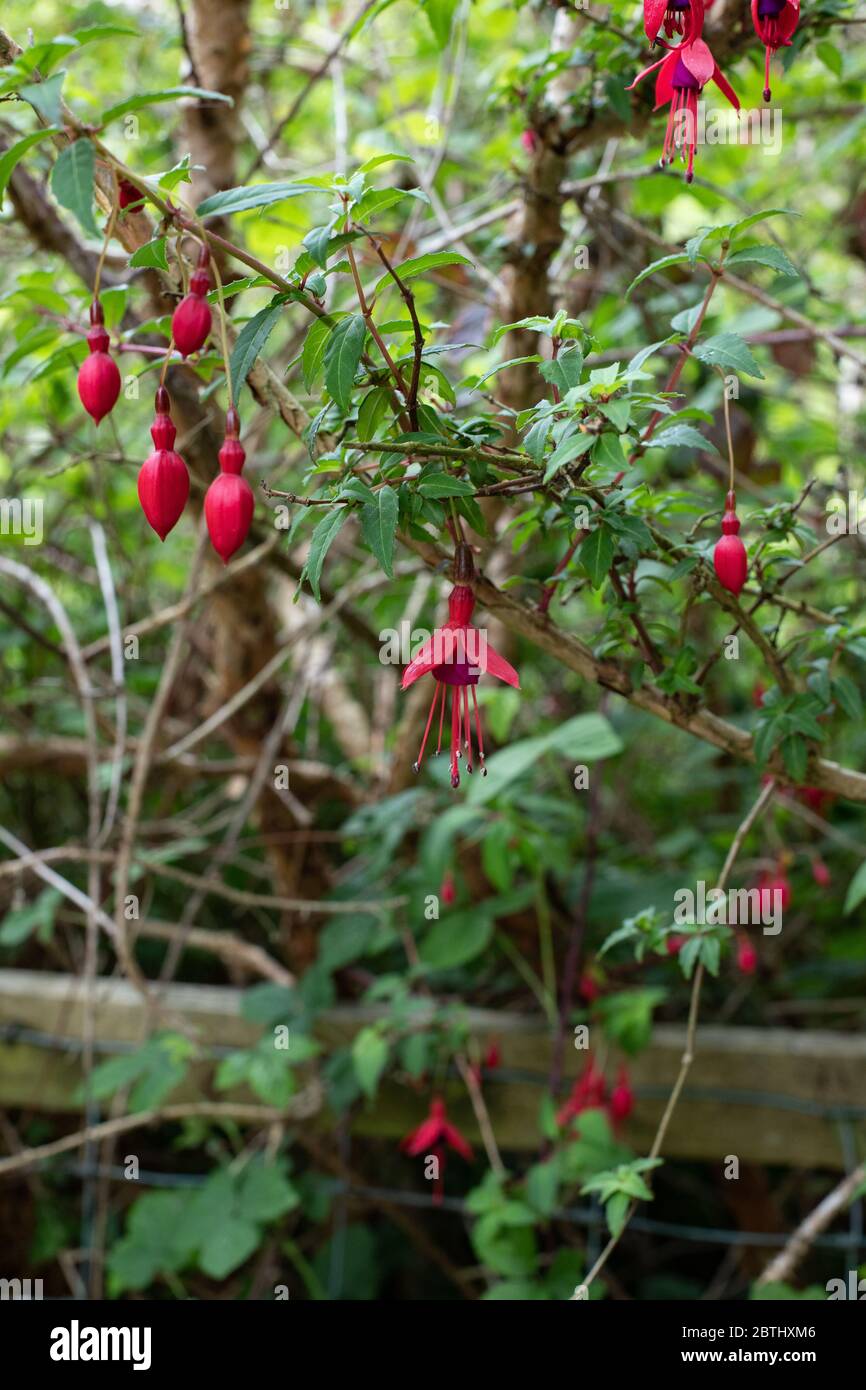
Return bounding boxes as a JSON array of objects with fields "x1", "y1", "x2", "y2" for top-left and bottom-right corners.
[
  {"x1": 442, "y1": 1122, "x2": 474, "y2": 1161},
  {"x1": 653, "y1": 50, "x2": 678, "y2": 109},
  {"x1": 682, "y1": 37, "x2": 714, "y2": 85},
  {"x1": 401, "y1": 1118, "x2": 442, "y2": 1155},
  {"x1": 643, "y1": 0, "x2": 668, "y2": 43},
  {"x1": 711, "y1": 64, "x2": 740, "y2": 110},
  {"x1": 778, "y1": 2, "x2": 799, "y2": 41},
  {"x1": 627, "y1": 50, "x2": 670, "y2": 92},
  {"x1": 401, "y1": 627, "x2": 458, "y2": 689},
  {"x1": 480, "y1": 642, "x2": 520, "y2": 688}
]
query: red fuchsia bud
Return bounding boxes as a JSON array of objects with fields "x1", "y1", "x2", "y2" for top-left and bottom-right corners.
[
  {"x1": 609, "y1": 1067, "x2": 634, "y2": 1124},
  {"x1": 666, "y1": 933, "x2": 687, "y2": 955},
  {"x1": 758, "y1": 867, "x2": 791, "y2": 916},
  {"x1": 205, "y1": 473, "x2": 254, "y2": 564},
  {"x1": 118, "y1": 179, "x2": 142, "y2": 210},
  {"x1": 713, "y1": 492, "x2": 748, "y2": 596},
  {"x1": 77, "y1": 300, "x2": 121, "y2": 425},
  {"x1": 752, "y1": 682, "x2": 766, "y2": 708},
  {"x1": 579, "y1": 971, "x2": 601, "y2": 1002},
  {"x1": 172, "y1": 246, "x2": 212, "y2": 357},
  {"x1": 440, "y1": 872, "x2": 456, "y2": 906},
  {"x1": 483, "y1": 1040, "x2": 501, "y2": 1071},
  {"x1": 811, "y1": 857, "x2": 831, "y2": 888},
  {"x1": 799, "y1": 785, "x2": 830, "y2": 816},
  {"x1": 736, "y1": 934, "x2": 758, "y2": 975},
  {"x1": 520, "y1": 128, "x2": 539, "y2": 153},
  {"x1": 218, "y1": 438, "x2": 246, "y2": 475},
  {"x1": 138, "y1": 389, "x2": 189, "y2": 540}
]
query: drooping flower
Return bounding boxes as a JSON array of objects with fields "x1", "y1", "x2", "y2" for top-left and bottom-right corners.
[
  {"x1": 402, "y1": 543, "x2": 519, "y2": 789},
  {"x1": 557, "y1": 1057, "x2": 607, "y2": 1128},
  {"x1": 714, "y1": 490, "x2": 748, "y2": 596},
  {"x1": 401, "y1": 1095, "x2": 473, "y2": 1203},
  {"x1": 440, "y1": 871, "x2": 456, "y2": 906},
  {"x1": 811, "y1": 857, "x2": 831, "y2": 888},
  {"x1": 644, "y1": 0, "x2": 704, "y2": 45},
  {"x1": 609, "y1": 1066, "x2": 635, "y2": 1125},
  {"x1": 628, "y1": 38, "x2": 739, "y2": 182},
  {"x1": 751, "y1": 0, "x2": 800, "y2": 102}
]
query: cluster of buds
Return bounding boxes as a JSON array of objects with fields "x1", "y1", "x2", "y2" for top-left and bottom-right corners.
[{"x1": 557, "y1": 1057, "x2": 634, "y2": 1131}]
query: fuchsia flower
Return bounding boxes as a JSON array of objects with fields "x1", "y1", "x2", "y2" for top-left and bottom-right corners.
[
  {"x1": 401, "y1": 1096, "x2": 473, "y2": 1204},
  {"x1": 402, "y1": 544, "x2": 519, "y2": 788},
  {"x1": 751, "y1": 0, "x2": 800, "y2": 101},
  {"x1": 609, "y1": 1067, "x2": 635, "y2": 1125},
  {"x1": 628, "y1": 38, "x2": 739, "y2": 182},
  {"x1": 557, "y1": 1058, "x2": 607, "y2": 1128},
  {"x1": 644, "y1": 0, "x2": 704, "y2": 45}
]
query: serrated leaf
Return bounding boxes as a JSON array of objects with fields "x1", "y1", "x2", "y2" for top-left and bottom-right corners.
[
  {"x1": 416, "y1": 473, "x2": 475, "y2": 498},
  {"x1": 542, "y1": 431, "x2": 594, "y2": 483},
  {"x1": 101, "y1": 87, "x2": 232, "y2": 126},
  {"x1": 196, "y1": 181, "x2": 314, "y2": 218},
  {"x1": 50, "y1": 139, "x2": 99, "y2": 238},
  {"x1": 357, "y1": 152, "x2": 414, "y2": 173},
  {"x1": 580, "y1": 524, "x2": 615, "y2": 588},
  {"x1": 373, "y1": 251, "x2": 471, "y2": 297},
  {"x1": 229, "y1": 300, "x2": 284, "y2": 396},
  {"x1": 323, "y1": 313, "x2": 365, "y2": 410},
  {"x1": 359, "y1": 485, "x2": 398, "y2": 576},
  {"x1": 129, "y1": 236, "x2": 168, "y2": 270},
  {"x1": 726, "y1": 244, "x2": 799, "y2": 278},
  {"x1": 692, "y1": 333, "x2": 764, "y2": 379},
  {"x1": 646, "y1": 423, "x2": 716, "y2": 452},
  {"x1": 0, "y1": 129, "x2": 60, "y2": 206},
  {"x1": 303, "y1": 223, "x2": 336, "y2": 268},
  {"x1": 625, "y1": 253, "x2": 689, "y2": 300},
  {"x1": 301, "y1": 506, "x2": 349, "y2": 601},
  {"x1": 19, "y1": 71, "x2": 66, "y2": 125},
  {"x1": 540, "y1": 346, "x2": 583, "y2": 393},
  {"x1": 301, "y1": 317, "x2": 332, "y2": 392}
]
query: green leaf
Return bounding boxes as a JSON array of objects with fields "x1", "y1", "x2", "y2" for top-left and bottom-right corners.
[
  {"x1": 420, "y1": 908, "x2": 493, "y2": 970},
  {"x1": 539, "y1": 346, "x2": 584, "y2": 393},
  {"x1": 592, "y1": 432, "x2": 626, "y2": 472},
  {"x1": 580, "y1": 524, "x2": 615, "y2": 588},
  {"x1": 301, "y1": 506, "x2": 349, "y2": 601},
  {"x1": 301, "y1": 317, "x2": 333, "y2": 392},
  {"x1": 229, "y1": 300, "x2": 284, "y2": 396},
  {"x1": 726, "y1": 244, "x2": 799, "y2": 278},
  {"x1": 625, "y1": 253, "x2": 690, "y2": 300},
  {"x1": 19, "y1": 72, "x2": 66, "y2": 125},
  {"x1": 424, "y1": 0, "x2": 458, "y2": 48},
  {"x1": 352, "y1": 1026, "x2": 389, "y2": 1098},
  {"x1": 357, "y1": 152, "x2": 414, "y2": 173},
  {"x1": 236, "y1": 1161, "x2": 299, "y2": 1222},
  {"x1": 542, "y1": 431, "x2": 594, "y2": 483},
  {"x1": 323, "y1": 313, "x2": 366, "y2": 410},
  {"x1": 101, "y1": 87, "x2": 232, "y2": 126},
  {"x1": 373, "y1": 251, "x2": 471, "y2": 297},
  {"x1": 359, "y1": 485, "x2": 398, "y2": 577},
  {"x1": 196, "y1": 181, "x2": 314, "y2": 218},
  {"x1": 50, "y1": 139, "x2": 99, "y2": 238},
  {"x1": 692, "y1": 333, "x2": 765, "y2": 379},
  {"x1": 646, "y1": 422, "x2": 716, "y2": 452},
  {"x1": 416, "y1": 473, "x2": 475, "y2": 498},
  {"x1": 129, "y1": 236, "x2": 169, "y2": 270},
  {"x1": 468, "y1": 713, "x2": 623, "y2": 806},
  {"x1": 0, "y1": 129, "x2": 60, "y2": 206},
  {"x1": 0, "y1": 887, "x2": 61, "y2": 946},
  {"x1": 198, "y1": 1216, "x2": 259, "y2": 1280},
  {"x1": 303, "y1": 223, "x2": 337, "y2": 268},
  {"x1": 728, "y1": 209, "x2": 795, "y2": 239},
  {"x1": 843, "y1": 862, "x2": 866, "y2": 915}
]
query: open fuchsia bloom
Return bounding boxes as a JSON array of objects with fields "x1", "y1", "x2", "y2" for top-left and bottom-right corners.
[
  {"x1": 751, "y1": 0, "x2": 800, "y2": 101},
  {"x1": 644, "y1": 0, "x2": 705, "y2": 45},
  {"x1": 402, "y1": 544, "x2": 519, "y2": 789},
  {"x1": 628, "y1": 38, "x2": 739, "y2": 182},
  {"x1": 556, "y1": 1057, "x2": 607, "y2": 1127},
  {"x1": 401, "y1": 1096, "x2": 473, "y2": 1204}
]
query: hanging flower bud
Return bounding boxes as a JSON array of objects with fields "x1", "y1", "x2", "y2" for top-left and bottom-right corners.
[
  {"x1": 77, "y1": 300, "x2": 121, "y2": 425},
  {"x1": 204, "y1": 408, "x2": 254, "y2": 564},
  {"x1": 137, "y1": 387, "x2": 190, "y2": 541},
  {"x1": 811, "y1": 857, "x2": 831, "y2": 888},
  {"x1": 713, "y1": 490, "x2": 748, "y2": 596},
  {"x1": 751, "y1": 0, "x2": 800, "y2": 102},
  {"x1": 172, "y1": 244, "x2": 212, "y2": 358},
  {"x1": 118, "y1": 179, "x2": 142, "y2": 210},
  {"x1": 736, "y1": 934, "x2": 758, "y2": 975},
  {"x1": 440, "y1": 872, "x2": 456, "y2": 906},
  {"x1": 609, "y1": 1066, "x2": 634, "y2": 1124},
  {"x1": 758, "y1": 864, "x2": 792, "y2": 917}
]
